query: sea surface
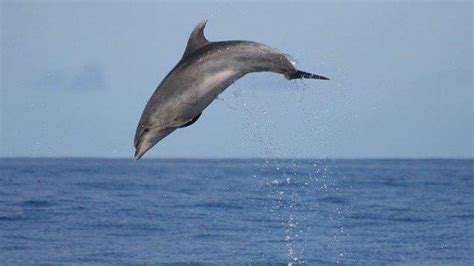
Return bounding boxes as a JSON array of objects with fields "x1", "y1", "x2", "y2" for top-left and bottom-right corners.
[{"x1": 0, "y1": 158, "x2": 472, "y2": 264}]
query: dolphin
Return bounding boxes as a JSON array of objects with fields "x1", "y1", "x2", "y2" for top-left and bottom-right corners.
[{"x1": 134, "y1": 21, "x2": 329, "y2": 160}]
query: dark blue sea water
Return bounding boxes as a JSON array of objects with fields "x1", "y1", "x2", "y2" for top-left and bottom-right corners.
[{"x1": 0, "y1": 159, "x2": 472, "y2": 264}]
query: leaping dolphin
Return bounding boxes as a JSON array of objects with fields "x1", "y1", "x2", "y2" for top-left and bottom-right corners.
[{"x1": 134, "y1": 21, "x2": 329, "y2": 160}]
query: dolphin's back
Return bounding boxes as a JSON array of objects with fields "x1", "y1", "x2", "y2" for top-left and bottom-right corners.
[{"x1": 182, "y1": 40, "x2": 296, "y2": 77}]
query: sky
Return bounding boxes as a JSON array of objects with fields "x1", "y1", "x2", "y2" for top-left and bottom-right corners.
[{"x1": 1, "y1": 1, "x2": 472, "y2": 159}]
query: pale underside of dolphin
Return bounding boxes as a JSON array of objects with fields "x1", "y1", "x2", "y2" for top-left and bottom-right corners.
[{"x1": 134, "y1": 21, "x2": 329, "y2": 160}]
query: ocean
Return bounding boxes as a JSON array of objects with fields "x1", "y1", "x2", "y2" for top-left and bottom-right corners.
[{"x1": 0, "y1": 158, "x2": 472, "y2": 264}]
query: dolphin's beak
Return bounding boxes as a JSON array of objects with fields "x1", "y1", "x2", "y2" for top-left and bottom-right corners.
[
  {"x1": 133, "y1": 128, "x2": 176, "y2": 160},
  {"x1": 134, "y1": 148, "x2": 144, "y2": 160},
  {"x1": 134, "y1": 141, "x2": 152, "y2": 160}
]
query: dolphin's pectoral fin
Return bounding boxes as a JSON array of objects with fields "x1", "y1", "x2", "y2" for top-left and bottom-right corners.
[
  {"x1": 178, "y1": 113, "x2": 202, "y2": 128},
  {"x1": 182, "y1": 21, "x2": 210, "y2": 59}
]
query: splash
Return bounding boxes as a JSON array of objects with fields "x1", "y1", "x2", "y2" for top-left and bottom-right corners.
[{"x1": 218, "y1": 72, "x2": 349, "y2": 263}]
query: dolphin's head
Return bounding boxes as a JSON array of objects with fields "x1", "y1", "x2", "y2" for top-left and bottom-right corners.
[{"x1": 134, "y1": 125, "x2": 175, "y2": 160}]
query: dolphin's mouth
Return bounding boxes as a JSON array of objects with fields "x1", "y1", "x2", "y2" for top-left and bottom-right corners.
[
  {"x1": 134, "y1": 148, "x2": 144, "y2": 160},
  {"x1": 133, "y1": 128, "x2": 177, "y2": 160},
  {"x1": 134, "y1": 139, "x2": 154, "y2": 160}
]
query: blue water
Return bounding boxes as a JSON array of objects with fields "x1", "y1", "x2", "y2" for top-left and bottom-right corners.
[{"x1": 0, "y1": 159, "x2": 472, "y2": 264}]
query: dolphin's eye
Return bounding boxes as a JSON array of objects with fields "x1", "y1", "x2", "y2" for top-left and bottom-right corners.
[{"x1": 143, "y1": 128, "x2": 150, "y2": 133}]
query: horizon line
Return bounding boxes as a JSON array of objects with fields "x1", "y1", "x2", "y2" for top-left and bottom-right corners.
[{"x1": 0, "y1": 156, "x2": 472, "y2": 161}]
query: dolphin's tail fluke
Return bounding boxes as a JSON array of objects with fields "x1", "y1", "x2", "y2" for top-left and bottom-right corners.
[{"x1": 286, "y1": 70, "x2": 329, "y2": 80}]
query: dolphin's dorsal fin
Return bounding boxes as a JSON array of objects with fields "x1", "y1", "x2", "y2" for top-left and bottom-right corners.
[{"x1": 182, "y1": 20, "x2": 209, "y2": 59}]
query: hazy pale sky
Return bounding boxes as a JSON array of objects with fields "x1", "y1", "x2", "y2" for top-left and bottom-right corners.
[{"x1": 1, "y1": 1, "x2": 472, "y2": 158}]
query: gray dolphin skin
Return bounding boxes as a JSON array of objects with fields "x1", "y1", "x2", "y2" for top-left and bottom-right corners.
[{"x1": 134, "y1": 21, "x2": 329, "y2": 160}]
